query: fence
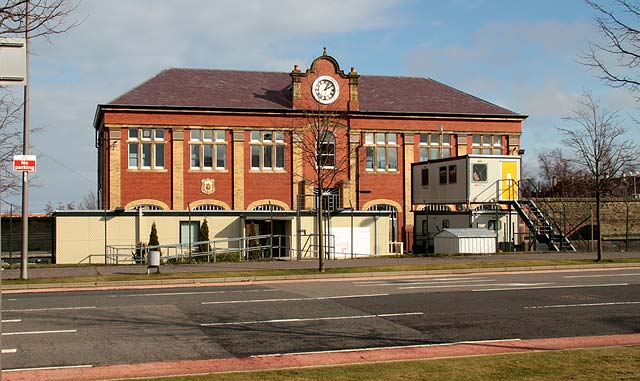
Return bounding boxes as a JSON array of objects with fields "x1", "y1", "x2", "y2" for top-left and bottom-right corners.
[{"x1": 80, "y1": 234, "x2": 291, "y2": 265}]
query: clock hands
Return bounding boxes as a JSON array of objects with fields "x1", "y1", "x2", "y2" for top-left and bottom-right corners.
[{"x1": 312, "y1": 77, "x2": 339, "y2": 103}]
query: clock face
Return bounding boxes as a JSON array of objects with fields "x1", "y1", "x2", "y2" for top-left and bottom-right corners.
[{"x1": 312, "y1": 76, "x2": 340, "y2": 104}]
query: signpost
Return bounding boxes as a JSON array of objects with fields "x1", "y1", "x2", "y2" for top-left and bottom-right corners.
[
  {"x1": 1, "y1": 35, "x2": 29, "y2": 281},
  {"x1": 13, "y1": 155, "x2": 36, "y2": 172}
]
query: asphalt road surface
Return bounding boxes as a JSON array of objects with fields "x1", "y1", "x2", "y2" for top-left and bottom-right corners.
[{"x1": 2, "y1": 268, "x2": 639, "y2": 371}]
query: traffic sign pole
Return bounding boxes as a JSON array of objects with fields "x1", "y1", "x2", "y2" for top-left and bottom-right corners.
[{"x1": 21, "y1": 4, "x2": 30, "y2": 281}]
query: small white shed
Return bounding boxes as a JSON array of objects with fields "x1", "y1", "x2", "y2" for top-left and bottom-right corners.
[{"x1": 433, "y1": 228, "x2": 496, "y2": 254}]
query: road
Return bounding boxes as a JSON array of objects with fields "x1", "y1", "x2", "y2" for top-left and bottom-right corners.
[{"x1": 2, "y1": 268, "x2": 639, "y2": 371}]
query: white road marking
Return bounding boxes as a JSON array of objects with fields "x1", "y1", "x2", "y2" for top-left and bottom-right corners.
[
  {"x1": 473, "y1": 283, "x2": 629, "y2": 292},
  {"x1": 110, "y1": 289, "x2": 276, "y2": 298},
  {"x1": 564, "y1": 273, "x2": 640, "y2": 279},
  {"x1": 525, "y1": 301, "x2": 640, "y2": 309},
  {"x1": 3, "y1": 364, "x2": 93, "y2": 372},
  {"x1": 357, "y1": 279, "x2": 496, "y2": 287},
  {"x1": 250, "y1": 338, "x2": 522, "y2": 357},
  {"x1": 3, "y1": 306, "x2": 96, "y2": 313},
  {"x1": 1, "y1": 349, "x2": 17, "y2": 354},
  {"x1": 2, "y1": 329, "x2": 77, "y2": 336},
  {"x1": 201, "y1": 293, "x2": 389, "y2": 305},
  {"x1": 353, "y1": 277, "x2": 491, "y2": 285},
  {"x1": 201, "y1": 312, "x2": 424, "y2": 327},
  {"x1": 1, "y1": 319, "x2": 21, "y2": 323},
  {"x1": 399, "y1": 283, "x2": 551, "y2": 290}
]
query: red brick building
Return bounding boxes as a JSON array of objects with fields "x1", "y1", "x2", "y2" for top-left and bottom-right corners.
[{"x1": 94, "y1": 50, "x2": 526, "y2": 247}]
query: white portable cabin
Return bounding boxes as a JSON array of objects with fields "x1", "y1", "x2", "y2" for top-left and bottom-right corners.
[
  {"x1": 411, "y1": 155, "x2": 521, "y2": 205},
  {"x1": 433, "y1": 228, "x2": 496, "y2": 254}
]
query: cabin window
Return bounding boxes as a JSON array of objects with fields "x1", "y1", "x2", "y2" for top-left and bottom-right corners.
[
  {"x1": 421, "y1": 168, "x2": 429, "y2": 186},
  {"x1": 448, "y1": 165, "x2": 457, "y2": 184},
  {"x1": 472, "y1": 164, "x2": 487, "y2": 182},
  {"x1": 439, "y1": 166, "x2": 447, "y2": 184}
]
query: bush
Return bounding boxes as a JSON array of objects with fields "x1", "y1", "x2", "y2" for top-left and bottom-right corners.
[
  {"x1": 148, "y1": 222, "x2": 160, "y2": 247},
  {"x1": 199, "y1": 219, "x2": 210, "y2": 253}
]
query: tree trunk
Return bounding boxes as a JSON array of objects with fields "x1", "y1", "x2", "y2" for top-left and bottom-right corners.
[
  {"x1": 317, "y1": 190, "x2": 325, "y2": 272},
  {"x1": 596, "y1": 190, "x2": 603, "y2": 262}
]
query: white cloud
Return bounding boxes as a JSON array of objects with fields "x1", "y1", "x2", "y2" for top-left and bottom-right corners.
[{"x1": 13, "y1": 0, "x2": 408, "y2": 211}]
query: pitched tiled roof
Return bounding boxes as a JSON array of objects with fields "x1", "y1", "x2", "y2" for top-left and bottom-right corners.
[{"x1": 108, "y1": 68, "x2": 521, "y2": 116}]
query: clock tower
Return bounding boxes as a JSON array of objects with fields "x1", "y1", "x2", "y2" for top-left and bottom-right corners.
[{"x1": 290, "y1": 48, "x2": 360, "y2": 111}]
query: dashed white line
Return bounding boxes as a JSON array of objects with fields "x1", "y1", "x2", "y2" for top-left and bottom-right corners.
[
  {"x1": 111, "y1": 289, "x2": 276, "y2": 298},
  {"x1": 201, "y1": 312, "x2": 424, "y2": 327},
  {"x1": 3, "y1": 306, "x2": 96, "y2": 313},
  {"x1": 353, "y1": 277, "x2": 492, "y2": 285},
  {"x1": 399, "y1": 283, "x2": 551, "y2": 290},
  {"x1": 1, "y1": 319, "x2": 22, "y2": 323},
  {"x1": 201, "y1": 293, "x2": 389, "y2": 305},
  {"x1": 1, "y1": 349, "x2": 17, "y2": 354},
  {"x1": 473, "y1": 283, "x2": 629, "y2": 292},
  {"x1": 525, "y1": 301, "x2": 640, "y2": 309},
  {"x1": 564, "y1": 273, "x2": 640, "y2": 279},
  {"x1": 357, "y1": 279, "x2": 496, "y2": 287},
  {"x1": 2, "y1": 329, "x2": 77, "y2": 336}
]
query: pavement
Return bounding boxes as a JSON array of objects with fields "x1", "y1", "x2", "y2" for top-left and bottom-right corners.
[
  {"x1": 2, "y1": 250, "x2": 640, "y2": 380},
  {"x1": 2, "y1": 250, "x2": 640, "y2": 284}
]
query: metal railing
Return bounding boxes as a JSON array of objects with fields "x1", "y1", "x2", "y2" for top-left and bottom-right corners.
[{"x1": 83, "y1": 234, "x2": 291, "y2": 265}]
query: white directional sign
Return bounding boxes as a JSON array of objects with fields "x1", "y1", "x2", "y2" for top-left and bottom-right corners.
[
  {"x1": 0, "y1": 38, "x2": 27, "y2": 86},
  {"x1": 13, "y1": 155, "x2": 36, "y2": 172}
]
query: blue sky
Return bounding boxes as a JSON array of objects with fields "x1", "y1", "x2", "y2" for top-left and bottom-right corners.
[{"x1": 3, "y1": 0, "x2": 637, "y2": 212}]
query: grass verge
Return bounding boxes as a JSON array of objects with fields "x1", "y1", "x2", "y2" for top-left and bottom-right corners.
[
  {"x1": 2, "y1": 258, "x2": 639, "y2": 286},
  {"x1": 124, "y1": 346, "x2": 640, "y2": 381}
]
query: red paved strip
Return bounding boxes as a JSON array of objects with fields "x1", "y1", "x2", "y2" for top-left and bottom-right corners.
[{"x1": 4, "y1": 333, "x2": 640, "y2": 381}]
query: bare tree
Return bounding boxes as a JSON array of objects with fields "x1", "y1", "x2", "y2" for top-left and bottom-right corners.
[
  {"x1": 294, "y1": 107, "x2": 356, "y2": 272},
  {"x1": 0, "y1": 0, "x2": 80, "y2": 195},
  {"x1": 78, "y1": 190, "x2": 97, "y2": 209},
  {"x1": 581, "y1": 0, "x2": 640, "y2": 97},
  {"x1": 559, "y1": 92, "x2": 638, "y2": 260},
  {"x1": 536, "y1": 148, "x2": 593, "y2": 197},
  {"x1": 0, "y1": 91, "x2": 23, "y2": 196},
  {"x1": 1, "y1": 0, "x2": 80, "y2": 39}
]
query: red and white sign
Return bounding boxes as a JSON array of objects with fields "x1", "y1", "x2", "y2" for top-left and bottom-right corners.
[{"x1": 13, "y1": 155, "x2": 36, "y2": 172}]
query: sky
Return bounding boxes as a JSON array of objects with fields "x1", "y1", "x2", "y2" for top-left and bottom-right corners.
[{"x1": 3, "y1": 0, "x2": 638, "y2": 212}]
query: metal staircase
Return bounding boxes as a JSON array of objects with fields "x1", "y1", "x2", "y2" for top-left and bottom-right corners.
[{"x1": 512, "y1": 199, "x2": 576, "y2": 252}]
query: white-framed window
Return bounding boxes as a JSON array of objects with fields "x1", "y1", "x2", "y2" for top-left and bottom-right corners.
[
  {"x1": 190, "y1": 129, "x2": 227, "y2": 170},
  {"x1": 250, "y1": 130, "x2": 285, "y2": 170},
  {"x1": 364, "y1": 132, "x2": 398, "y2": 172},
  {"x1": 318, "y1": 131, "x2": 335, "y2": 168},
  {"x1": 419, "y1": 133, "x2": 451, "y2": 161},
  {"x1": 128, "y1": 128, "x2": 165, "y2": 170},
  {"x1": 471, "y1": 134, "x2": 502, "y2": 155}
]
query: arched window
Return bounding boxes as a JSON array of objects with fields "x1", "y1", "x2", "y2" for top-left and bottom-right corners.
[
  {"x1": 318, "y1": 131, "x2": 335, "y2": 168},
  {"x1": 130, "y1": 204, "x2": 163, "y2": 211},
  {"x1": 192, "y1": 204, "x2": 225, "y2": 211},
  {"x1": 422, "y1": 205, "x2": 452, "y2": 212},
  {"x1": 367, "y1": 204, "x2": 398, "y2": 242},
  {"x1": 252, "y1": 204, "x2": 285, "y2": 211}
]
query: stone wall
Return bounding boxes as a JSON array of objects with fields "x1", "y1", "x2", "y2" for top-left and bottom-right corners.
[{"x1": 535, "y1": 198, "x2": 640, "y2": 240}]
